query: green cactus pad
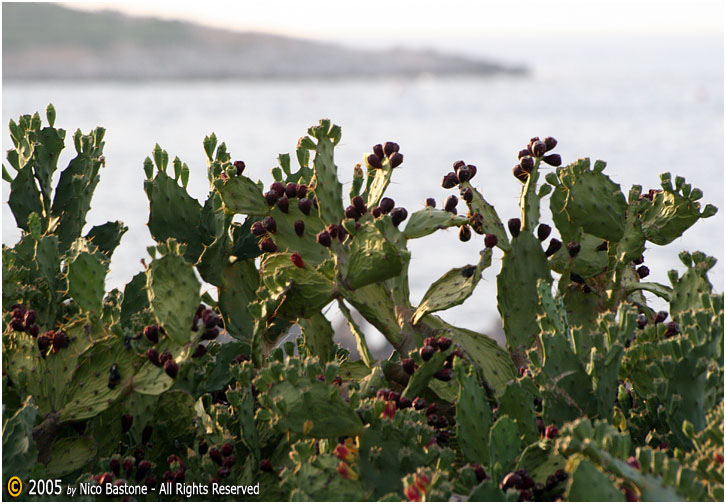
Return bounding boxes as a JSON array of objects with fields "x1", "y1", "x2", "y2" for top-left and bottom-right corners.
[
  {"x1": 309, "y1": 123, "x2": 344, "y2": 225},
  {"x1": 489, "y1": 416, "x2": 522, "y2": 478},
  {"x1": 401, "y1": 350, "x2": 447, "y2": 399},
  {"x1": 342, "y1": 283, "x2": 402, "y2": 346},
  {"x1": 266, "y1": 205, "x2": 329, "y2": 266},
  {"x1": 8, "y1": 165, "x2": 43, "y2": 232},
  {"x1": 146, "y1": 252, "x2": 200, "y2": 345},
  {"x1": 564, "y1": 169, "x2": 628, "y2": 242},
  {"x1": 549, "y1": 232, "x2": 608, "y2": 279},
  {"x1": 67, "y1": 251, "x2": 106, "y2": 313},
  {"x1": 403, "y1": 208, "x2": 469, "y2": 240},
  {"x1": 214, "y1": 173, "x2": 269, "y2": 215},
  {"x1": 120, "y1": 271, "x2": 149, "y2": 327},
  {"x1": 412, "y1": 249, "x2": 491, "y2": 325},
  {"x1": 342, "y1": 222, "x2": 403, "y2": 290},
  {"x1": 1, "y1": 399, "x2": 38, "y2": 483},
  {"x1": 497, "y1": 231, "x2": 552, "y2": 359},
  {"x1": 454, "y1": 361, "x2": 493, "y2": 465},
  {"x1": 498, "y1": 379, "x2": 540, "y2": 444},
  {"x1": 45, "y1": 435, "x2": 96, "y2": 477},
  {"x1": 151, "y1": 390, "x2": 197, "y2": 448},
  {"x1": 669, "y1": 251, "x2": 715, "y2": 314},
  {"x1": 298, "y1": 312, "x2": 335, "y2": 363},
  {"x1": 565, "y1": 457, "x2": 625, "y2": 501},
  {"x1": 461, "y1": 182, "x2": 510, "y2": 251},
  {"x1": 84, "y1": 221, "x2": 128, "y2": 259},
  {"x1": 218, "y1": 259, "x2": 259, "y2": 340}
]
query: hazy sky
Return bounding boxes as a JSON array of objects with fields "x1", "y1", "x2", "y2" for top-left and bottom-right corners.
[{"x1": 64, "y1": 0, "x2": 723, "y2": 44}]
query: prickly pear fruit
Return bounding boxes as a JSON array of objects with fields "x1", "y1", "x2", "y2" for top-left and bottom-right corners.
[
  {"x1": 233, "y1": 160, "x2": 245, "y2": 175},
  {"x1": 262, "y1": 216, "x2": 277, "y2": 233},
  {"x1": 264, "y1": 191, "x2": 278, "y2": 206},
  {"x1": 459, "y1": 225, "x2": 471, "y2": 242},
  {"x1": 520, "y1": 156, "x2": 534, "y2": 172},
  {"x1": 420, "y1": 345, "x2": 435, "y2": 361},
  {"x1": 485, "y1": 233, "x2": 498, "y2": 248},
  {"x1": 402, "y1": 358, "x2": 416, "y2": 375},
  {"x1": 142, "y1": 424, "x2": 153, "y2": 445},
  {"x1": 277, "y1": 195, "x2": 289, "y2": 213},
  {"x1": 251, "y1": 221, "x2": 267, "y2": 236},
  {"x1": 390, "y1": 152, "x2": 404, "y2": 168},
  {"x1": 442, "y1": 172, "x2": 459, "y2": 188},
  {"x1": 259, "y1": 238, "x2": 278, "y2": 253},
  {"x1": 317, "y1": 231, "x2": 332, "y2": 247},
  {"x1": 513, "y1": 164, "x2": 529, "y2": 182},
  {"x1": 444, "y1": 195, "x2": 458, "y2": 213},
  {"x1": 191, "y1": 344, "x2": 207, "y2": 358},
  {"x1": 390, "y1": 207, "x2": 408, "y2": 227},
  {"x1": 121, "y1": 414, "x2": 133, "y2": 433},
  {"x1": 296, "y1": 184, "x2": 308, "y2": 199},
  {"x1": 345, "y1": 205, "x2": 360, "y2": 220},
  {"x1": 163, "y1": 359, "x2": 178, "y2": 379},
  {"x1": 298, "y1": 198, "x2": 312, "y2": 215},
  {"x1": 366, "y1": 154, "x2": 382, "y2": 169},
  {"x1": 545, "y1": 238, "x2": 562, "y2": 257},
  {"x1": 567, "y1": 241, "x2": 581, "y2": 258},
  {"x1": 270, "y1": 182, "x2": 285, "y2": 198},
  {"x1": 146, "y1": 348, "x2": 161, "y2": 366},
  {"x1": 294, "y1": 220, "x2": 305, "y2": 237},
  {"x1": 425, "y1": 198, "x2": 436, "y2": 208},
  {"x1": 383, "y1": 142, "x2": 399, "y2": 157},
  {"x1": 437, "y1": 337, "x2": 452, "y2": 351},
  {"x1": 373, "y1": 144, "x2": 384, "y2": 159},
  {"x1": 380, "y1": 197, "x2": 395, "y2": 214},
  {"x1": 284, "y1": 182, "x2": 298, "y2": 198},
  {"x1": 508, "y1": 218, "x2": 521, "y2": 238},
  {"x1": 352, "y1": 195, "x2": 367, "y2": 215},
  {"x1": 543, "y1": 153, "x2": 562, "y2": 166},
  {"x1": 531, "y1": 140, "x2": 547, "y2": 157},
  {"x1": 636, "y1": 265, "x2": 650, "y2": 278},
  {"x1": 290, "y1": 252, "x2": 304, "y2": 268},
  {"x1": 537, "y1": 223, "x2": 551, "y2": 241},
  {"x1": 144, "y1": 324, "x2": 160, "y2": 344}
]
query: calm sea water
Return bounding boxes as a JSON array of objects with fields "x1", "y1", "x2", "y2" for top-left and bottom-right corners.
[{"x1": 3, "y1": 36, "x2": 723, "y2": 349}]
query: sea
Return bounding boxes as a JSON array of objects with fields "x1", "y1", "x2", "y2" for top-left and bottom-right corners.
[{"x1": 3, "y1": 35, "x2": 723, "y2": 350}]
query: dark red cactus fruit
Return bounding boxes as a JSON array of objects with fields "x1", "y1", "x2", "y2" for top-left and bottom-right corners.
[
  {"x1": 141, "y1": 424, "x2": 153, "y2": 445},
  {"x1": 545, "y1": 238, "x2": 562, "y2": 257},
  {"x1": 10, "y1": 319, "x2": 24, "y2": 332},
  {"x1": 136, "y1": 460, "x2": 151, "y2": 482},
  {"x1": 508, "y1": 218, "x2": 521, "y2": 238},
  {"x1": 459, "y1": 225, "x2": 472, "y2": 242},
  {"x1": 366, "y1": 153, "x2": 383, "y2": 169},
  {"x1": 264, "y1": 190, "x2": 278, "y2": 206},
  {"x1": 434, "y1": 368, "x2": 453, "y2": 381},
  {"x1": 383, "y1": 141, "x2": 399, "y2": 157},
  {"x1": 457, "y1": 165, "x2": 472, "y2": 182},
  {"x1": 295, "y1": 184, "x2": 307, "y2": 199},
  {"x1": 344, "y1": 205, "x2": 361, "y2": 220},
  {"x1": 654, "y1": 311, "x2": 668, "y2": 323},
  {"x1": 518, "y1": 149, "x2": 531, "y2": 159},
  {"x1": 11, "y1": 304, "x2": 26, "y2": 320},
  {"x1": 461, "y1": 187, "x2": 473, "y2": 203},
  {"x1": 373, "y1": 144, "x2": 384, "y2": 159},
  {"x1": 426, "y1": 414, "x2": 439, "y2": 426},
  {"x1": 284, "y1": 182, "x2": 298, "y2": 198},
  {"x1": 164, "y1": 359, "x2": 178, "y2": 379},
  {"x1": 513, "y1": 164, "x2": 529, "y2": 182},
  {"x1": 159, "y1": 351, "x2": 172, "y2": 365},
  {"x1": 37, "y1": 333, "x2": 51, "y2": 353},
  {"x1": 520, "y1": 156, "x2": 534, "y2": 172},
  {"x1": 536, "y1": 224, "x2": 551, "y2": 241},
  {"x1": 27, "y1": 325, "x2": 39, "y2": 337},
  {"x1": 352, "y1": 195, "x2": 367, "y2": 215},
  {"x1": 570, "y1": 272, "x2": 585, "y2": 285},
  {"x1": 387, "y1": 391, "x2": 401, "y2": 404},
  {"x1": 317, "y1": 231, "x2": 332, "y2": 247},
  {"x1": 545, "y1": 425, "x2": 558, "y2": 439},
  {"x1": 634, "y1": 254, "x2": 645, "y2": 265},
  {"x1": 121, "y1": 414, "x2": 133, "y2": 434},
  {"x1": 198, "y1": 441, "x2": 208, "y2": 455},
  {"x1": 221, "y1": 443, "x2": 234, "y2": 457},
  {"x1": 379, "y1": 197, "x2": 395, "y2": 214},
  {"x1": 413, "y1": 397, "x2": 426, "y2": 410},
  {"x1": 293, "y1": 220, "x2": 305, "y2": 237},
  {"x1": 390, "y1": 152, "x2": 404, "y2": 168},
  {"x1": 596, "y1": 240, "x2": 608, "y2": 252},
  {"x1": 191, "y1": 344, "x2": 207, "y2": 358},
  {"x1": 531, "y1": 140, "x2": 547, "y2": 157},
  {"x1": 223, "y1": 455, "x2": 236, "y2": 468},
  {"x1": 371, "y1": 206, "x2": 382, "y2": 218},
  {"x1": 271, "y1": 182, "x2": 286, "y2": 198},
  {"x1": 146, "y1": 348, "x2": 161, "y2": 366},
  {"x1": 500, "y1": 472, "x2": 522, "y2": 491},
  {"x1": 442, "y1": 171, "x2": 459, "y2": 188},
  {"x1": 401, "y1": 358, "x2": 416, "y2": 375},
  {"x1": 420, "y1": 345, "x2": 435, "y2": 361},
  {"x1": 251, "y1": 221, "x2": 267, "y2": 237},
  {"x1": 437, "y1": 337, "x2": 452, "y2": 351},
  {"x1": 444, "y1": 195, "x2": 458, "y2": 213},
  {"x1": 390, "y1": 207, "x2": 408, "y2": 227},
  {"x1": 543, "y1": 136, "x2": 557, "y2": 151},
  {"x1": 144, "y1": 324, "x2": 159, "y2": 343},
  {"x1": 262, "y1": 216, "x2": 277, "y2": 233},
  {"x1": 173, "y1": 469, "x2": 186, "y2": 483},
  {"x1": 23, "y1": 310, "x2": 36, "y2": 328},
  {"x1": 110, "y1": 458, "x2": 121, "y2": 476},
  {"x1": 424, "y1": 337, "x2": 439, "y2": 349},
  {"x1": 52, "y1": 330, "x2": 69, "y2": 350},
  {"x1": 259, "y1": 238, "x2": 278, "y2": 253},
  {"x1": 626, "y1": 456, "x2": 640, "y2": 470},
  {"x1": 425, "y1": 197, "x2": 436, "y2": 208},
  {"x1": 202, "y1": 327, "x2": 220, "y2": 340},
  {"x1": 426, "y1": 403, "x2": 438, "y2": 417},
  {"x1": 567, "y1": 241, "x2": 581, "y2": 258},
  {"x1": 337, "y1": 226, "x2": 348, "y2": 242},
  {"x1": 664, "y1": 321, "x2": 680, "y2": 338},
  {"x1": 473, "y1": 464, "x2": 488, "y2": 482},
  {"x1": 259, "y1": 459, "x2": 273, "y2": 472},
  {"x1": 624, "y1": 487, "x2": 639, "y2": 502},
  {"x1": 636, "y1": 313, "x2": 647, "y2": 329},
  {"x1": 484, "y1": 233, "x2": 499, "y2": 249},
  {"x1": 376, "y1": 388, "x2": 391, "y2": 400},
  {"x1": 202, "y1": 309, "x2": 217, "y2": 328},
  {"x1": 311, "y1": 196, "x2": 318, "y2": 209},
  {"x1": 298, "y1": 197, "x2": 312, "y2": 215},
  {"x1": 452, "y1": 160, "x2": 465, "y2": 170},
  {"x1": 543, "y1": 153, "x2": 562, "y2": 166},
  {"x1": 233, "y1": 160, "x2": 245, "y2": 175},
  {"x1": 636, "y1": 265, "x2": 650, "y2": 278},
  {"x1": 122, "y1": 457, "x2": 134, "y2": 477},
  {"x1": 290, "y1": 252, "x2": 304, "y2": 268},
  {"x1": 209, "y1": 448, "x2": 223, "y2": 465},
  {"x1": 276, "y1": 195, "x2": 289, "y2": 213},
  {"x1": 398, "y1": 397, "x2": 412, "y2": 409},
  {"x1": 232, "y1": 354, "x2": 248, "y2": 364},
  {"x1": 327, "y1": 224, "x2": 339, "y2": 239}
]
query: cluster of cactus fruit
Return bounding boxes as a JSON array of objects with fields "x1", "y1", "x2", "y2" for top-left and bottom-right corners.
[{"x1": 2, "y1": 106, "x2": 722, "y2": 501}]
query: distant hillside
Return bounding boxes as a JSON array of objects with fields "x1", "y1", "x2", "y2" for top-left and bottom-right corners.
[{"x1": 2, "y1": 3, "x2": 525, "y2": 81}]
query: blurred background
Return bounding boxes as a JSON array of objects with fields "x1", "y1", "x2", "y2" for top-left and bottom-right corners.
[{"x1": 3, "y1": 1, "x2": 723, "y2": 355}]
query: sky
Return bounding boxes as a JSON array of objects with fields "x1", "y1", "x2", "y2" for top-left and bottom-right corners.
[{"x1": 62, "y1": 0, "x2": 724, "y2": 47}]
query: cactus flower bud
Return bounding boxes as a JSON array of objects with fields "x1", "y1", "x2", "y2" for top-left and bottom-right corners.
[
  {"x1": 508, "y1": 218, "x2": 521, "y2": 238},
  {"x1": 290, "y1": 252, "x2": 304, "y2": 268},
  {"x1": 334, "y1": 443, "x2": 355, "y2": 462},
  {"x1": 444, "y1": 195, "x2": 458, "y2": 213},
  {"x1": 425, "y1": 197, "x2": 436, "y2": 208},
  {"x1": 121, "y1": 414, "x2": 133, "y2": 433},
  {"x1": 544, "y1": 238, "x2": 562, "y2": 257},
  {"x1": 372, "y1": 144, "x2": 384, "y2": 159},
  {"x1": 352, "y1": 195, "x2": 367, "y2": 215},
  {"x1": 458, "y1": 225, "x2": 471, "y2": 242},
  {"x1": 390, "y1": 152, "x2": 404, "y2": 168},
  {"x1": 271, "y1": 182, "x2": 285, "y2": 198},
  {"x1": 337, "y1": 461, "x2": 359, "y2": 480},
  {"x1": 250, "y1": 221, "x2": 267, "y2": 236},
  {"x1": 366, "y1": 153, "x2": 382, "y2": 169},
  {"x1": 543, "y1": 153, "x2": 562, "y2": 166},
  {"x1": 536, "y1": 224, "x2": 551, "y2": 241},
  {"x1": 317, "y1": 231, "x2": 332, "y2": 247},
  {"x1": 420, "y1": 345, "x2": 435, "y2": 361},
  {"x1": 264, "y1": 191, "x2": 278, "y2": 206},
  {"x1": 293, "y1": 220, "x2": 305, "y2": 237},
  {"x1": 567, "y1": 241, "x2": 581, "y2": 258},
  {"x1": 262, "y1": 216, "x2": 277, "y2": 233},
  {"x1": 298, "y1": 198, "x2": 312, "y2": 215},
  {"x1": 636, "y1": 265, "x2": 650, "y2": 278},
  {"x1": 484, "y1": 233, "x2": 498, "y2": 249},
  {"x1": 390, "y1": 207, "x2": 408, "y2": 227},
  {"x1": 284, "y1": 182, "x2": 298, "y2": 198},
  {"x1": 191, "y1": 344, "x2": 207, "y2": 358},
  {"x1": 163, "y1": 359, "x2": 178, "y2": 379},
  {"x1": 259, "y1": 238, "x2": 278, "y2": 253},
  {"x1": 383, "y1": 141, "x2": 399, "y2": 157},
  {"x1": 379, "y1": 197, "x2": 395, "y2": 214},
  {"x1": 442, "y1": 171, "x2": 459, "y2": 188}
]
